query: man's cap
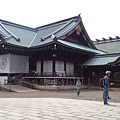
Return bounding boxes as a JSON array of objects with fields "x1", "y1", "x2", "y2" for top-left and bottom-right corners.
[{"x1": 105, "y1": 71, "x2": 111, "y2": 75}]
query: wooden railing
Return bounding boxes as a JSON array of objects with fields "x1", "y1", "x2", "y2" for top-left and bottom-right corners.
[{"x1": 20, "y1": 80, "x2": 33, "y2": 89}]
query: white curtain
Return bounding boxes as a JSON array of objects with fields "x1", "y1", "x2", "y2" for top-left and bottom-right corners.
[
  {"x1": 66, "y1": 62, "x2": 74, "y2": 76},
  {"x1": 55, "y1": 60, "x2": 64, "y2": 71},
  {"x1": 55, "y1": 60, "x2": 65, "y2": 76},
  {"x1": 43, "y1": 60, "x2": 53, "y2": 75},
  {"x1": 0, "y1": 54, "x2": 29, "y2": 73},
  {"x1": 10, "y1": 54, "x2": 29, "y2": 73},
  {"x1": 0, "y1": 54, "x2": 10, "y2": 73},
  {"x1": 36, "y1": 61, "x2": 41, "y2": 75}
]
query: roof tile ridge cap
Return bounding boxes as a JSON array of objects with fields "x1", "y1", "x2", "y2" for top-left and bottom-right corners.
[
  {"x1": 28, "y1": 32, "x2": 38, "y2": 47},
  {"x1": 42, "y1": 19, "x2": 74, "y2": 40},
  {"x1": 36, "y1": 21, "x2": 67, "y2": 31},
  {"x1": 35, "y1": 16, "x2": 77, "y2": 30},
  {"x1": 0, "y1": 19, "x2": 36, "y2": 32},
  {"x1": 0, "y1": 22, "x2": 19, "y2": 40}
]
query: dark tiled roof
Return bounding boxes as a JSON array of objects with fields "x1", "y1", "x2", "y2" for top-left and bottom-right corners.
[
  {"x1": 93, "y1": 37, "x2": 120, "y2": 53},
  {"x1": 0, "y1": 15, "x2": 99, "y2": 55},
  {"x1": 83, "y1": 53, "x2": 120, "y2": 66}
]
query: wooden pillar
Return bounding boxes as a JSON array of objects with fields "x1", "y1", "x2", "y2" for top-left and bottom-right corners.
[
  {"x1": 67, "y1": 78, "x2": 68, "y2": 86},
  {"x1": 74, "y1": 78, "x2": 76, "y2": 90},
  {"x1": 64, "y1": 61, "x2": 66, "y2": 75},
  {"x1": 53, "y1": 60, "x2": 55, "y2": 76},
  {"x1": 44, "y1": 78, "x2": 45, "y2": 91},
  {"x1": 41, "y1": 60, "x2": 43, "y2": 76},
  {"x1": 88, "y1": 78, "x2": 90, "y2": 88},
  {"x1": 82, "y1": 77, "x2": 83, "y2": 90},
  {"x1": 67, "y1": 78, "x2": 68, "y2": 91}
]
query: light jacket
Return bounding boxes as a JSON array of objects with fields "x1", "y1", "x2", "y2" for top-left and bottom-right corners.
[{"x1": 76, "y1": 81, "x2": 81, "y2": 90}]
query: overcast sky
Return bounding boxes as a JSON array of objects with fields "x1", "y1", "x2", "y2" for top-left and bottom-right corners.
[{"x1": 0, "y1": 0, "x2": 120, "y2": 40}]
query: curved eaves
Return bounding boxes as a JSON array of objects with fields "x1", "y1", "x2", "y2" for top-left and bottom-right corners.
[
  {"x1": 0, "y1": 41, "x2": 29, "y2": 50},
  {"x1": 109, "y1": 57, "x2": 120, "y2": 65},
  {"x1": 57, "y1": 39, "x2": 106, "y2": 54},
  {"x1": 29, "y1": 38, "x2": 54, "y2": 48}
]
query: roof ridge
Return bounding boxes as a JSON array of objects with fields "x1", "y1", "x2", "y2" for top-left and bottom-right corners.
[
  {"x1": 93, "y1": 37, "x2": 120, "y2": 44},
  {"x1": 0, "y1": 19, "x2": 37, "y2": 32},
  {"x1": 36, "y1": 21, "x2": 67, "y2": 31},
  {"x1": 42, "y1": 19, "x2": 75, "y2": 40},
  {"x1": 35, "y1": 16, "x2": 79, "y2": 30}
]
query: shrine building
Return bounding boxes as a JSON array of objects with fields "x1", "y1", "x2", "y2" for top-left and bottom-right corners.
[{"x1": 0, "y1": 15, "x2": 120, "y2": 89}]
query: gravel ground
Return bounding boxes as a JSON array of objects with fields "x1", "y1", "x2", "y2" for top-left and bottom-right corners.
[{"x1": 0, "y1": 89, "x2": 120, "y2": 103}]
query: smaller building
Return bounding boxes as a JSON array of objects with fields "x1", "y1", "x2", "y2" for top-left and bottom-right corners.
[{"x1": 82, "y1": 37, "x2": 120, "y2": 87}]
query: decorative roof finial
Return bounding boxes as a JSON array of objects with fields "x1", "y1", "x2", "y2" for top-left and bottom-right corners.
[
  {"x1": 102, "y1": 38, "x2": 106, "y2": 40},
  {"x1": 51, "y1": 34, "x2": 57, "y2": 41}
]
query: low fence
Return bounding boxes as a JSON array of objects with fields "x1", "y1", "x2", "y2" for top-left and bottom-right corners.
[
  {"x1": 20, "y1": 81, "x2": 33, "y2": 89},
  {"x1": 21, "y1": 77, "x2": 90, "y2": 91}
]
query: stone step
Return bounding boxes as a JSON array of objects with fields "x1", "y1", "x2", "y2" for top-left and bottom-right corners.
[{"x1": 0, "y1": 85, "x2": 37, "y2": 92}]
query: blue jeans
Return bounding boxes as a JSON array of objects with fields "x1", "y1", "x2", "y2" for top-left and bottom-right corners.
[
  {"x1": 103, "y1": 87, "x2": 108, "y2": 104},
  {"x1": 77, "y1": 89, "x2": 80, "y2": 96}
]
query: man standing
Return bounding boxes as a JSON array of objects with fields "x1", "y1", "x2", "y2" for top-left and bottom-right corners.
[
  {"x1": 76, "y1": 79, "x2": 81, "y2": 96},
  {"x1": 103, "y1": 71, "x2": 113, "y2": 105}
]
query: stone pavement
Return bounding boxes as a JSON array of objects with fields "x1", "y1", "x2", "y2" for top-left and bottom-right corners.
[
  {"x1": 0, "y1": 98, "x2": 120, "y2": 120},
  {"x1": 0, "y1": 89, "x2": 120, "y2": 120}
]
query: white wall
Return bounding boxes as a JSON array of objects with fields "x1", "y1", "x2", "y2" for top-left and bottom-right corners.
[
  {"x1": 0, "y1": 54, "x2": 29, "y2": 73},
  {"x1": 0, "y1": 76, "x2": 8, "y2": 84}
]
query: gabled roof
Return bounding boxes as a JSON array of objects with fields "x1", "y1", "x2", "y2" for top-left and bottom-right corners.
[
  {"x1": 93, "y1": 37, "x2": 120, "y2": 53},
  {"x1": 30, "y1": 15, "x2": 97, "y2": 50},
  {"x1": 0, "y1": 15, "x2": 100, "y2": 55},
  {"x1": 83, "y1": 53, "x2": 120, "y2": 66},
  {"x1": 30, "y1": 16, "x2": 80, "y2": 47}
]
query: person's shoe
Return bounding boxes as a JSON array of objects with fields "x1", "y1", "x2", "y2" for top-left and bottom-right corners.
[{"x1": 104, "y1": 103, "x2": 109, "y2": 105}]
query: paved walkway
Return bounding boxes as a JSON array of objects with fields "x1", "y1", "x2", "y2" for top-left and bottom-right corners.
[
  {"x1": 0, "y1": 98, "x2": 120, "y2": 120},
  {"x1": 0, "y1": 89, "x2": 120, "y2": 120},
  {"x1": 1, "y1": 85, "x2": 37, "y2": 92}
]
